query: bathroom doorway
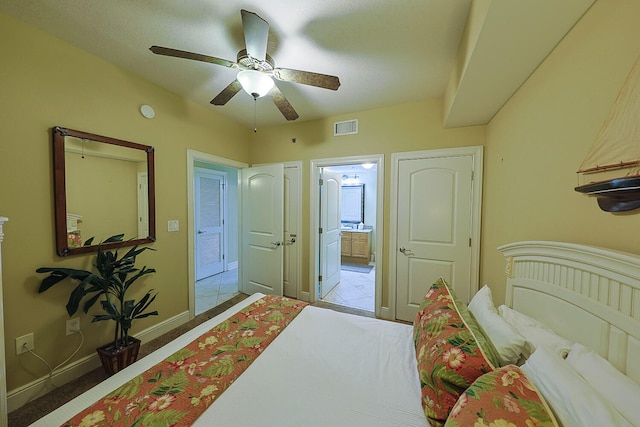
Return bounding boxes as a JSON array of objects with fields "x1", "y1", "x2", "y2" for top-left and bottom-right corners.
[{"x1": 310, "y1": 155, "x2": 384, "y2": 315}]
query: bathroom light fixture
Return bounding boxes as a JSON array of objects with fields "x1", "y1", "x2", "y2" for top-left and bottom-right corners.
[
  {"x1": 342, "y1": 174, "x2": 360, "y2": 185},
  {"x1": 237, "y1": 70, "x2": 274, "y2": 98}
]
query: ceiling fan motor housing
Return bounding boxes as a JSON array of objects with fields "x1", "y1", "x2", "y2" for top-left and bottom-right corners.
[{"x1": 237, "y1": 49, "x2": 274, "y2": 72}]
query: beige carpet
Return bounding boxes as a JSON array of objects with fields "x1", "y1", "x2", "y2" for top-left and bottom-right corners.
[{"x1": 8, "y1": 295, "x2": 372, "y2": 426}]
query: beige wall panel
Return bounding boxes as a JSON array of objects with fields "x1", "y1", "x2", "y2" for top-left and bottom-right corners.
[
  {"x1": 0, "y1": 12, "x2": 250, "y2": 391},
  {"x1": 482, "y1": 0, "x2": 640, "y2": 304}
]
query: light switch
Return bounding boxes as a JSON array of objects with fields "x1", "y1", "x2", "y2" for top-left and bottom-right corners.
[{"x1": 167, "y1": 220, "x2": 179, "y2": 232}]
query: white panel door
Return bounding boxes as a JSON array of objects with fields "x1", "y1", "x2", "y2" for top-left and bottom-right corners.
[
  {"x1": 395, "y1": 155, "x2": 474, "y2": 322},
  {"x1": 320, "y1": 170, "x2": 342, "y2": 298},
  {"x1": 195, "y1": 170, "x2": 226, "y2": 280},
  {"x1": 241, "y1": 164, "x2": 284, "y2": 296}
]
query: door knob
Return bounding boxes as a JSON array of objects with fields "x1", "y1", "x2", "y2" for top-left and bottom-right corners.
[
  {"x1": 399, "y1": 247, "x2": 413, "y2": 255},
  {"x1": 286, "y1": 237, "x2": 296, "y2": 244},
  {"x1": 271, "y1": 241, "x2": 282, "y2": 248}
]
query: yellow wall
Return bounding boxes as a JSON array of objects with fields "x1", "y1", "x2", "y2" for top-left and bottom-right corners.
[
  {"x1": 0, "y1": 12, "x2": 251, "y2": 391},
  {"x1": 250, "y1": 0, "x2": 640, "y2": 308},
  {"x1": 249, "y1": 101, "x2": 486, "y2": 306},
  {"x1": 481, "y1": 0, "x2": 640, "y2": 303},
  {"x1": 3, "y1": 0, "x2": 640, "y2": 401}
]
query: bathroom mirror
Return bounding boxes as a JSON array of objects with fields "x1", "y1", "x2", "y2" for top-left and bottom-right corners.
[
  {"x1": 52, "y1": 126, "x2": 156, "y2": 256},
  {"x1": 341, "y1": 184, "x2": 365, "y2": 223}
]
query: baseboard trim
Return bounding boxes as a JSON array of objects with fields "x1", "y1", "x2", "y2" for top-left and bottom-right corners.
[
  {"x1": 7, "y1": 310, "x2": 190, "y2": 412},
  {"x1": 299, "y1": 291, "x2": 310, "y2": 302}
]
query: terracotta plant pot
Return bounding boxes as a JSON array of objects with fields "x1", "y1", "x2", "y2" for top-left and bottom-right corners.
[{"x1": 96, "y1": 337, "x2": 141, "y2": 376}]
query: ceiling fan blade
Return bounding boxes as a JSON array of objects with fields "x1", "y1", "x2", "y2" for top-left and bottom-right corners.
[
  {"x1": 272, "y1": 68, "x2": 341, "y2": 91},
  {"x1": 210, "y1": 80, "x2": 243, "y2": 105},
  {"x1": 269, "y1": 85, "x2": 299, "y2": 121},
  {"x1": 241, "y1": 9, "x2": 269, "y2": 62},
  {"x1": 150, "y1": 45, "x2": 237, "y2": 68}
]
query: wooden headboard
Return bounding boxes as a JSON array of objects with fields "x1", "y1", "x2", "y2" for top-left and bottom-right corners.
[{"x1": 498, "y1": 241, "x2": 640, "y2": 384}]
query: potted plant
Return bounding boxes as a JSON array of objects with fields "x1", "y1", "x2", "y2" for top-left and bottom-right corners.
[{"x1": 36, "y1": 234, "x2": 158, "y2": 375}]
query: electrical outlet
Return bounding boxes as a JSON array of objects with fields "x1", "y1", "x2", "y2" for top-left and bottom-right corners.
[
  {"x1": 66, "y1": 317, "x2": 80, "y2": 335},
  {"x1": 16, "y1": 333, "x2": 34, "y2": 355}
]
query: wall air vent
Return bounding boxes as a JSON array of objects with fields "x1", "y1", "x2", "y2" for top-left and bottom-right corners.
[{"x1": 334, "y1": 119, "x2": 358, "y2": 136}]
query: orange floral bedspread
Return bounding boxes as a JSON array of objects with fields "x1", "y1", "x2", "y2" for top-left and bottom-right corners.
[{"x1": 63, "y1": 295, "x2": 308, "y2": 427}]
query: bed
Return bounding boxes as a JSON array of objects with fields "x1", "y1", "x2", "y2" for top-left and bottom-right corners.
[
  {"x1": 498, "y1": 241, "x2": 640, "y2": 384},
  {"x1": 29, "y1": 241, "x2": 640, "y2": 426}
]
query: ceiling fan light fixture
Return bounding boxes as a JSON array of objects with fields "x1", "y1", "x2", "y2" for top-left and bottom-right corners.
[{"x1": 237, "y1": 70, "x2": 274, "y2": 98}]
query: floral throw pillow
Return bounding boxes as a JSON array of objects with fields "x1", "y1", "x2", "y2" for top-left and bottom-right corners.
[
  {"x1": 413, "y1": 277, "x2": 500, "y2": 426},
  {"x1": 444, "y1": 365, "x2": 559, "y2": 427}
]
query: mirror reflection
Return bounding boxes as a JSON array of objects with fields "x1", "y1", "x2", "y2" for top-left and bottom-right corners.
[
  {"x1": 341, "y1": 184, "x2": 365, "y2": 224},
  {"x1": 53, "y1": 126, "x2": 156, "y2": 256}
]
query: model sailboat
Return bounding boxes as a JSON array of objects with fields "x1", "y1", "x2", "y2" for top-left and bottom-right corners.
[{"x1": 575, "y1": 55, "x2": 640, "y2": 212}]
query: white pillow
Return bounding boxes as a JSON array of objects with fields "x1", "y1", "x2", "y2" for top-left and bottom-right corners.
[
  {"x1": 521, "y1": 346, "x2": 632, "y2": 427},
  {"x1": 498, "y1": 304, "x2": 545, "y2": 328},
  {"x1": 498, "y1": 305, "x2": 572, "y2": 359},
  {"x1": 566, "y1": 343, "x2": 640, "y2": 426},
  {"x1": 468, "y1": 285, "x2": 526, "y2": 365}
]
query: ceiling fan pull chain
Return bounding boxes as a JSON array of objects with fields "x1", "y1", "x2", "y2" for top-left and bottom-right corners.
[{"x1": 253, "y1": 95, "x2": 258, "y2": 133}]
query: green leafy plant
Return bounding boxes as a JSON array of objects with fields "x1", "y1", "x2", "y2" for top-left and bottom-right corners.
[{"x1": 36, "y1": 234, "x2": 158, "y2": 351}]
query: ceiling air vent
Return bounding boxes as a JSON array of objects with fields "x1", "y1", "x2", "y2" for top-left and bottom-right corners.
[{"x1": 334, "y1": 119, "x2": 358, "y2": 136}]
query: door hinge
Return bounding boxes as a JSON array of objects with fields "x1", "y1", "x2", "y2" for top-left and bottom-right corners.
[
  {"x1": 471, "y1": 170, "x2": 474, "y2": 181},
  {"x1": 319, "y1": 178, "x2": 323, "y2": 185},
  {"x1": 318, "y1": 275, "x2": 322, "y2": 282},
  {"x1": 469, "y1": 238, "x2": 472, "y2": 247},
  {"x1": 319, "y1": 227, "x2": 323, "y2": 234}
]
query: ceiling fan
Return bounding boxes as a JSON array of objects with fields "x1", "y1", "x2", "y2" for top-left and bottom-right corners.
[{"x1": 150, "y1": 9, "x2": 341, "y2": 121}]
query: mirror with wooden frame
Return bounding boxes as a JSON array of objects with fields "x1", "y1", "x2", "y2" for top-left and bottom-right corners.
[{"x1": 52, "y1": 126, "x2": 156, "y2": 256}]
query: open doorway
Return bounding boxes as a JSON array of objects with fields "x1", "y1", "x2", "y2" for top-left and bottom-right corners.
[
  {"x1": 310, "y1": 155, "x2": 384, "y2": 316},
  {"x1": 193, "y1": 163, "x2": 240, "y2": 315},
  {"x1": 187, "y1": 150, "x2": 247, "y2": 317}
]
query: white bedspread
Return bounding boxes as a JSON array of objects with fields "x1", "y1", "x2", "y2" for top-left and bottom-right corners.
[{"x1": 32, "y1": 294, "x2": 428, "y2": 427}]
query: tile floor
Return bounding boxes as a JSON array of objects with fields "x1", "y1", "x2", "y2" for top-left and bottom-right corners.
[
  {"x1": 195, "y1": 263, "x2": 376, "y2": 314},
  {"x1": 195, "y1": 268, "x2": 241, "y2": 315},
  {"x1": 322, "y1": 264, "x2": 375, "y2": 312}
]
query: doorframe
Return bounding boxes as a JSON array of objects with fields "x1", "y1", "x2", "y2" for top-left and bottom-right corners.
[
  {"x1": 388, "y1": 146, "x2": 483, "y2": 320},
  {"x1": 309, "y1": 154, "x2": 385, "y2": 317},
  {"x1": 187, "y1": 149, "x2": 248, "y2": 320}
]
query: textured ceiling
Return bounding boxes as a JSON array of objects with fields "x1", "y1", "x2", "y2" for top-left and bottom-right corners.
[{"x1": 0, "y1": 0, "x2": 594, "y2": 129}]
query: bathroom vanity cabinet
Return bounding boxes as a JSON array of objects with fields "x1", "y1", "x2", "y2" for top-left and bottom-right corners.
[{"x1": 341, "y1": 229, "x2": 370, "y2": 263}]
